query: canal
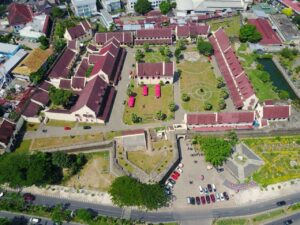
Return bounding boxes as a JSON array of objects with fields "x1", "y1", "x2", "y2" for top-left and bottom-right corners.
[{"x1": 257, "y1": 58, "x2": 298, "y2": 99}]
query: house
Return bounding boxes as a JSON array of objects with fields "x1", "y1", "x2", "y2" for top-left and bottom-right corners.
[
  {"x1": 176, "y1": 0, "x2": 253, "y2": 16},
  {"x1": 209, "y1": 28, "x2": 258, "y2": 110},
  {"x1": 21, "y1": 100, "x2": 42, "y2": 123},
  {"x1": 184, "y1": 111, "x2": 255, "y2": 131},
  {"x1": 135, "y1": 62, "x2": 175, "y2": 85},
  {"x1": 127, "y1": 0, "x2": 165, "y2": 12},
  {"x1": 101, "y1": 0, "x2": 121, "y2": 13},
  {"x1": 19, "y1": 14, "x2": 50, "y2": 40},
  {"x1": 64, "y1": 20, "x2": 92, "y2": 42},
  {"x1": 71, "y1": 0, "x2": 97, "y2": 17},
  {"x1": 89, "y1": 38, "x2": 127, "y2": 85},
  {"x1": 12, "y1": 48, "x2": 53, "y2": 79},
  {"x1": 0, "y1": 118, "x2": 24, "y2": 152},
  {"x1": 277, "y1": 0, "x2": 300, "y2": 14},
  {"x1": 44, "y1": 75, "x2": 116, "y2": 123},
  {"x1": 175, "y1": 24, "x2": 210, "y2": 40},
  {"x1": 95, "y1": 31, "x2": 134, "y2": 46},
  {"x1": 7, "y1": 3, "x2": 33, "y2": 32},
  {"x1": 135, "y1": 28, "x2": 173, "y2": 45}
]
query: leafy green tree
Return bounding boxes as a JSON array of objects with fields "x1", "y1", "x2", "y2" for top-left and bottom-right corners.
[
  {"x1": 53, "y1": 38, "x2": 66, "y2": 53},
  {"x1": 0, "y1": 218, "x2": 11, "y2": 225},
  {"x1": 0, "y1": 33, "x2": 12, "y2": 43},
  {"x1": 76, "y1": 208, "x2": 93, "y2": 222},
  {"x1": 37, "y1": 36, "x2": 49, "y2": 49},
  {"x1": 197, "y1": 39, "x2": 214, "y2": 56},
  {"x1": 51, "y1": 6, "x2": 65, "y2": 18},
  {"x1": 109, "y1": 176, "x2": 168, "y2": 209},
  {"x1": 278, "y1": 90, "x2": 290, "y2": 100},
  {"x1": 134, "y1": 0, "x2": 152, "y2": 14},
  {"x1": 280, "y1": 47, "x2": 298, "y2": 60},
  {"x1": 126, "y1": 88, "x2": 134, "y2": 97},
  {"x1": 176, "y1": 39, "x2": 186, "y2": 51},
  {"x1": 226, "y1": 130, "x2": 239, "y2": 146},
  {"x1": 239, "y1": 24, "x2": 262, "y2": 43},
  {"x1": 218, "y1": 99, "x2": 226, "y2": 110},
  {"x1": 51, "y1": 204, "x2": 71, "y2": 225},
  {"x1": 204, "y1": 102, "x2": 213, "y2": 110},
  {"x1": 131, "y1": 113, "x2": 141, "y2": 123},
  {"x1": 174, "y1": 48, "x2": 181, "y2": 62},
  {"x1": 49, "y1": 87, "x2": 73, "y2": 106},
  {"x1": 135, "y1": 49, "x2": 144, "y2": 62},
  {"x1": 143, "y1": 43, "x2": 150, "y2": 52},
  {"x1": 181, "y1": 93, "x2": 190, "y2": 102},
  {"x1": 156, "y1": 110, "x2": 166, "y2": 120},
  {"x1": 293, "y1": 15, "x2": 300, "y2": 26},
  {"x1": 282, "y1": 7, "x2": 293, "y2": 17},
  {"x1": 217, "y1": 77, "x2": 225, "y2": 88},
  {"x1": 258, "y1": 70, "x2": 271, "y2": 82},
  {"x1": 168, "y1": 102, "x2": 176, "y2": 112},
  {"x1": 256, "y1": 63, "x2": 264, "y2": 71},
  {"x1": 159, "y1": 0, "x2": 171, "y2": 14}
]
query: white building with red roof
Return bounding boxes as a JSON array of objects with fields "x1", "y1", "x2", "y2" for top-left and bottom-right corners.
[
  {"x1": 135, "y1": 62, "x2": 175, "y2": 85},
  {"x1": 7, "y1": 3, "x2": 33, "y2": 32},
  {"x1": 95, "y1": 32, "x2": 134, "y2": 46},
  {"x1": 135, "y1": 28, "x2": 173, "y2": 45},
  {"x1": 64, "y1": 20, "x2": 92, "y2": 42},
  {"x1": 209, "y1": 28, "x2": 258, "y2": 110},
  {"x1": 175, "y1": 24, "x2": 210, "y2": 40}
]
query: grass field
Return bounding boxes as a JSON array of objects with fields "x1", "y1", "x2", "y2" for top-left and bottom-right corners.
[
  {"x1": 15, "y1": 139, "x2": 32, "y2": 153},
  {"x1": 243, "y1": 136, "x2": 300, "y2": 186},
  {"x1": 46, "y1": 120, "x2": 77, "y2": 128},
  {"x1": 215, "y1": 218, "x2": 249, "y2": 225},
  {"x1": 177, "y1": 58, "x2": 222, "y2": 112},
  {"x1": 123, "y1": 84, "x2": 174, "y2": 124},
  {"x1": 252, "y1": 209, "x2": 285, "y2": 223},
  {"x1": 66, "y1": 151, "x2": 115, "y2": 191},
  {"x1": 116, "y1": 145, "x2": 135, "y2": 174},
  {"x1": 144, "y1": 50, "x2": 166, "y2": 63},
  {"x1": 207, "y1": 15, "x2": 241, "y2": 37}
]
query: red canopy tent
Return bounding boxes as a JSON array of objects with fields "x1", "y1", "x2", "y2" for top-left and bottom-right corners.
[
  {"x1": 142, "y1": 85, "x2": 148, "y2": 96},
  {"x1": 128, "y1": 96, "x2": 135, "y2": 107},
  {"x1": 155, "y1": 84, "x2": 161, "y2": 98}
]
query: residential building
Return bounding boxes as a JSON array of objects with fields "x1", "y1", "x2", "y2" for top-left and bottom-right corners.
[
  {"x1": 175, "y1": 24, "x2": 210, "y2": 40},
  {"x1": 135, "y1": 28, "x2": 173, "y2": 45},
  {"x1": 99, "y1": 9, "x2": 114, "y2": 29},
  {"x1": 102, "y1": 0, "x2": 121, "y2": 13},
  {"x1": 7, "y1": 3, "x2": 33, "y2": 32},
  {"x1": 127, "y1": 0, "x2": 166, "y2": 12},
  {"x1": 95, "y1": 31, "x2": 134, "y2": 46},
  {"x1": 176, "y1": 0, "x2": 253, "y2": 16},
  {"x1": 64, "y1": 20, "x2": 92, "y2": 42},
  {"x1": 209, "y1": 28, "x2": 258, "y2": 110},
  {"x1": 135, "y1": 62, "x2": 175, "y2": 85},
  {"x1": 71, "y1": 0, "x2": 97, "y2": 17},
  {"x1": 0, "y1": 118, "x2": 24, "y2": 152}
]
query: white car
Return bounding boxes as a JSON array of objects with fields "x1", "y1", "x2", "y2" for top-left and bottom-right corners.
[
  {"x1": 212, "y1": 184, "x2": 216, "y2": 192},
  {"x1": 166, "y1": 182, "x2": 174, "y2": 188},
  {"x1": 215, "y1": 192, "x2": 220, "y2": 201},
  {"x1": 176, "y1": 167, "x2": 183, "y2": 173},
  {"x1": 220, "y1": 193, "x2": 225, "y2": 201},
  {"x1": 199, "y1": 185, "x2": 203, "y2": 194},
  {"x1": 0, "y1": 192, "x2": 4, "y2": 198},
  {"x1": 29, "y1": 218, "x2": 40, "y2": 224},
  {"x1": 178, "y1": 163, "x2": 184, "y2": 168}
]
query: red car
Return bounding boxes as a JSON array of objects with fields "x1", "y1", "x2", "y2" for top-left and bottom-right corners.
[
  {"x1": 64, "y1": 126, "x2": 71, "y2": 130},
  {"x1": 210, "y1": 194, "x2": 216, "y2": 203},
  {"x1": 173, "y1": 171, "x2": 180, "y2": 177},
  {"x1": 200, "y1": 196, "x2": 206, "y2": 205},
  {"x1": 195, "y1": 196, "x2": 201, "y2": 205},
  {"x1": 171, "y1": 174, "x2": 178, "y2": 180},
  {"x1": 23, "y1": 193, "x2": 35, "y2": 202}
]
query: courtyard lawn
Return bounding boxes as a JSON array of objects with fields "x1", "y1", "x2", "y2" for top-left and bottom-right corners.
[
  {"x1": 66, "y1": 151, "x2": 115, "y2": 191},
  {"x1": 207, "y1": 15, "x2": 241, "y2": 37},
  {"x1": 177, "y1": 58, "x2": 222, "y2": 112},
  {"x1": 46, "y1": 119, "x2": 77, "y2": 128},
  {"x1": 144, "y1": 50, "x2": 166, "y2": 63},
  {"x1": 243, "y1": 136, "x2": 300, "y2": 186},
  {"x1": 123, "y1": 84, "x2": 174, "y2": 125}
]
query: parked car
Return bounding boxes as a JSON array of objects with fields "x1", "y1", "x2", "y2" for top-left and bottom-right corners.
[
  {"x1": 186, "y1": 197, "x2": 191, "y2": 204},
  {"x1": 29, "y1": 218, "x2": 40, "y2": 224},
  {"x1": 196, "y1": 196, "x2": 201, "y2": 205},
  {"x1": 64, "y1": 126, "x2": 71, "y2": 130},
  {"x1": 216, "y1": 193, "x2": 221, "y2": 201},
  {"x1": 223, "y1": 192, "x2": 229, "y2": 201},
  {"x1": 176, "y1": 167, "x2": 183, "y2": 173},
  {"x1": 283, "y1": 219, "x2": 293, "y2": 225},
  {"x1": 199, "y1": 185, "x2": 203, "y2": 194},
  {"x1": 23, "y1": 193, "x2": 35, "y2": 202},
  {"x1": 190, "y1": 197, "x2": 195, "y2": 205},
  {"x1": 207, "y1": 184, "x2": 212, "y2": 192},
  {"x1": 42, "y1": 129, "x2": 47, "y2": 133},
  {"x1": 204, "y1": 187, "x2": 209, "y2": 194},
  {"x1": 276, "y1": 201, "x2": 286, "y2": 206},
  {"x1": 165, "y1": 188, "x2": 171, "y2": 196},
  {"x1": 166, "y1": 182, "x2": 173, "y2": 188},
  {"x1": 205, "y1": 195, "x2": 211, "y2": 204},
  {"x1": 173, "y1": 171, "x2": 180, "y2": 177},
  {"x1": 83, "y1": 126, "x2": 91, "y2": 129},
  {"x1": 216, "y1": 167, "x2": 224, "y2": 173},
  {"x1": 171, "y1": 174, "x2": 178, "y2": 181},
  {"x1": 220, "y1": 193, "x2": 225, "y2": 201},
  {"x1": 210, "y1": 194, "x2": 216, "y2": 203},
  {"x1": 168, "y1": 178, "x2": 176, "y2": 185},
  {"x1": 0, "y1": 192, "x2": 4, "y2": 198},
  {"x1": 200, "y1": 196, "x2": 206, "y2": 205},
  {"x1": 212, "y1": 184, "x2": 216, "y2": 192}
]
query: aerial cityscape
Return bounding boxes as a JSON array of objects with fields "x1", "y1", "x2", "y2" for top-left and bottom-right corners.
[{"x1": 0, "y1": 0, "x2": 300, "y2": 224}]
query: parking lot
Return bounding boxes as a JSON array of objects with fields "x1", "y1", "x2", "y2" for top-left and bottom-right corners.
[{"x1": 169, "y1": 139, "x2": 237, "y2": 209}]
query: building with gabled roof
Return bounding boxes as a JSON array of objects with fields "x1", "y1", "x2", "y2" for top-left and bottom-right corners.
[
  {"x1": 175, "y1": 24, "x2": 210, "y2": 40},
  {"x1": 135, "y1": 28, "x2": 173, "y2": 45},
  {"x1": 95, "y1": 31, "x2": 134, "y2": 46},
  {"x1": 7, "y1": 3, "x2": 33, "y2": 31},
  {"x1": 64, "y1": 20, "x2": 92, "y2": 42}
]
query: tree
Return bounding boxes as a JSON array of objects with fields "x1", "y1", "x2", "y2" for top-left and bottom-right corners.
[
  {"x1": 49, "y1": 87, "x2": 73, "y2": 106},
  {"x1": 37, "y1": 36, "x2": 49, "y2": 49},
  {"x1": 51, "y1": 6, "x2": 65, "y2": 18},
  {"x1": 218, "y1": 99, "x2": 226, "y2": 110},
  {"x1": 156, "y1": 110, "x2": 166, "y2": 120},
  {"x1": 76, "y1": 209, "x2": 94, "y2": 222},
  {"x1": 278, "y1": 90, "x2": 290, "y2": 100},
  {"x1": 176, "y1": 39, "x2": 186, "y2": 51},
  {"x1": 282, "y1": 7, "x2": 293, "y2": 17},
  {"x1": 258, "y1": 70, "x2": 271, "y2": 83},
  {"x1": 126, "y1": 88, "x2": 134, "y2": 97},
  {"x1": 174, "y1": 48, "x2": 181, "y2": 62},
  {"x1": 109, "y1": 176, "x2": 168, "y2": 209},
  {"x1": 226, "y1": 130, "x2": 239, "y2": 146},
  {"x1": 168, "y1": 102, "x2": 176, "y2": 112},
  {"x1": 143, "y1": 43, "x2": 150, "y2": 52},
  {"x1": 51, "y1": 204, "x2": 71, "y2": 225},
  {"x1": 181, "y1": 93, "x2": 190, "y2": 102},
  {"x1": 217, "y1": 77, "x2": 225, "y2": 88},
  {"x1": 204, "y1": 102, "x2": 213, "y2": 110},
  {"x1": 135, "y1": 49, "x2": 144, "y2": 62},
  {"x1": 256, "y1": 63, "x2": 264, "y2": 71},
  {"x1": 194, "y1": 136, "x2": 232, "y2": 166},
  {"x1": 293, "y1": 15, "x2": 300, "y2": 26},
  {"x1": 159, "y1": 1, "x2": 171, "y2": 15},
  {"x1": 53, "y1": 38, "x2": 66, "y2": 53},
  {"x1": 280, "y1": 47, "x2": 298, "y2": 60},
  {"x1": 197, "y1": 39, "x2": 213, "y2": 56},
  {"x1": 239, "y1": 24, "x2": 262, "y2": 43},
  {"x1": 131, "y1": 113, "x2": 141, "y2": 123},
  {"x1": 0, "y1": 218, "x2": 11, "y2": 225},
  {"x1": 134, "y1": 0, "x2": 152, "y2": 15},
  {"x1": 163, "y1": 46, "x2": 171, "y2": 57}
]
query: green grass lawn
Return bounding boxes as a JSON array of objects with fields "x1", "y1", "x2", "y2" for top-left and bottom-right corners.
[
  {"x1": 144, "y1": 50, "x2": 166, "y2": 63},
  {"x1": 14, "y1": 139, "x2": 32, "y2": 153},
  {"x1": 46, "y1": 119, "x2": 77, "y2": 128},
  {"x1": 243, "y1": 136, "x2": 300, "y2": 186},
  {"x1": 207, "y1": 15, "x2": 241, "y2": 37},
  {"x1": 177, "y1": 58, "x2": 222, "y2": 112},
  {"x1": 252, "y1": 209, "x2": 285, "y2": 223},
  {"x1": 215, "y1": 218, "x2": 249, "y2": 225},
  {"x1": 123, "y1": 84, "x2": 174, "y2": 124}
]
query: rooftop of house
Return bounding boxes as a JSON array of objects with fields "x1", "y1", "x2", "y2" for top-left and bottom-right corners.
[
  {"x1": 263, "y1": 105, "x2": 290, "y2": 120},
  {"x1": 136, "y1": 28, "x2": 172, "y2": 38},
  {"x1": 95, "y1": 31, "x2": 134, "y2": 44},
  {"x1": 136, "y1": 62, "x2": 174, "y2": 77},
  {"x1": 0, "y1": 120, "x2": 15, "y2": 146},
  {"x1": 22, "y1": 101, "x2": 41, "y2": 118},
  {"x1": 8, "y1": 3, "x2": 33, "y2": 26}
]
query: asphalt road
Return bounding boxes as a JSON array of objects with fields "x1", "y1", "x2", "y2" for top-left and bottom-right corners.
[
  {"x1": 265, "y1": 212, "x2": 300, "y2": 225},
  {"x1": 30, "y1": 192, "x2": 300, "y2": 223}
]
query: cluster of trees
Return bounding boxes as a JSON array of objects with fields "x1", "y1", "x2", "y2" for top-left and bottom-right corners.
[
  {"x1": 280, "y1": 47, "x2": 298, "y2": 60},
  {"x1": 239, "y1": 24, "x2": 262, "y2": 43},
  {"x1": 134, "y1": 0, "x2": 152, "y2": 15},
  {"x1": 193, "y1": 136, "x2": 232, "y2": 166},
  {"x1": 49, "y1": 87, "x2": 73, "y2": 106},
  {"x1": 37, "y1": 36, "x2": 49, "y2": 50},
  {"x1": 159, "y1": 45, "x2": 172, "y2": 62},
  {"x1": 54, "y1": 19, "x2": 79, "y2": 38},
  {"x1": 0, "y1": 33, "x2": 12, "y2": 43},
  {"x1": 197, "y1": 38, "x2": 214, "y2": 56},
  {"x1": 175, "y1": 39, "x2": 186, "y2": 63},
  {"x1": 159, "y1": 0, "x2": 176, "y2": 15},
  {"x1": 0, "y1": 152, "x2": 86, "y2": 188},
  {"x1": 51, "y1": 6, "x2": 65, "y2": 19},
  {"x1": 135, "y1": 49, "x2": 145, "y2": 62},
  {"x1": 30, "y1": 55, "x2": 56, "y2": 84},
  {"x1": 131, "y1": 113, "x2": 142, "y2": 123},
  {"x1": 109, "y1": 176, "x2": 168, "y2": 210}
]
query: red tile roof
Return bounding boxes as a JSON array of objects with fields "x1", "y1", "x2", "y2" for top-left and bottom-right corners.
[
  {"x1": 75, "y1": 59, "x2": 89, "y2": 77},
  {"x1": 81, "y1": 20, "x2": 91, "y2": 31},
  {"x1": 71, "y1": 77, "x2": 85, "y2": 90},
  {"x1": 217, "y1": 112, "x2": 254, "y2": 124},
  {"x1": 95, "y1": 32, "x2": 134, "y2": 45},
  {"x1": 49, "y1": 48, "x2": 76, "y2": 79},
  {"x1": 264, "y1": 99, "x2": 274, "y2": 105},
  {"x1": 67, "y1": 24, "x2": 86, "y2": 40},
  {"x1": 263, "y1": 105, "x2": 290, "y2": 119},
  {"x1": 8, "y1": 3, "x2": 33, "y2": 26},
  {"x1": 0, "y1": 120, "x2": 15, "y2": 145},
  {"x1": 59, "y1": 79, "x2": 71, "y2": 89},
  {"x1": 39, "y1": 81, "x2": 52, "y2": 91},
  {"x1": 22, "y1": 101, "x2": 40, "y2": 117},
  {"x1": 248, "y1": 18, "x2": 282, "y2": 45},
  {"x1": 186, "y1": 113, "x2": 217, "y2": 125},
  {"x1": 137, "y1": 62, "x2": 174, "y2": 77},
  {"x1": 176, "y1": 24, "x2": 210, "y2": 38},
  {"x1": 67, "y1": 40, "x2": 77, "y2": 51},
  {"x1": 136, "y1": 28, "x2": 172, "y2": 39},
  {"x1": 31, "y1": 88, "x2": 49, "y2": 106}
]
